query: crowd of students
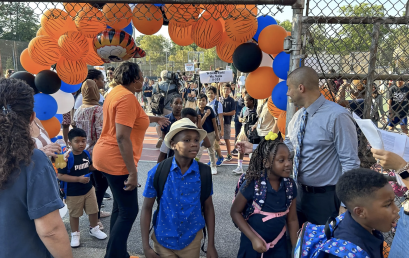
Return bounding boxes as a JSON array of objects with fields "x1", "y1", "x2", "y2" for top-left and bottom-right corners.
[{"x1": 1, "y1": 64, "x2": 409, "y2": 258}]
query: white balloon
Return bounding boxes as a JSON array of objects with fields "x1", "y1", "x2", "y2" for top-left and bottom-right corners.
[
  {"x1": 51, "y1": 90, "x2": 75, "y2": 115},
  {"x1": 260, "y1": 51, "x2": 274, "y2": 67}
]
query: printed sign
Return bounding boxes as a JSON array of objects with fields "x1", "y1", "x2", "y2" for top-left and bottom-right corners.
[
  {"x1": 199, "y1": 70, "x2": 233, "y2": 83},
  {"x1": 185, "y1": 63, "x2": 195, "y2": 72}
]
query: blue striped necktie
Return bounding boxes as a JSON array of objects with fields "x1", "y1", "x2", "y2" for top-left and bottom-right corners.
[{"x1": 293, "y1": 108, "x2": 308, "y2": 182}]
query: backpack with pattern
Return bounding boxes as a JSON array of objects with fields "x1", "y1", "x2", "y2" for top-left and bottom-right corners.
[
  {"x1": 233, "y1": 171, "x2": 294, "y2": 225},
  {"x1": 294, "y1": 213, "x2": 370, "y2": 258}
]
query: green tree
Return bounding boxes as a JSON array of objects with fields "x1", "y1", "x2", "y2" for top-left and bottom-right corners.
[
  {"x1": 0, "y1": 3, "x2": 39, "y2": 41},
  {"x1": 5, "y1": 57, "x2": 13, "y2": 70},
  {"x1": 277, "y1": 20, "x2": 292, "y2": 32}
]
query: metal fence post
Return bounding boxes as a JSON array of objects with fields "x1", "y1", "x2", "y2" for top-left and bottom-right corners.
[{"x1": 286, "y1": 0, "x2": 305, "y2": 130}]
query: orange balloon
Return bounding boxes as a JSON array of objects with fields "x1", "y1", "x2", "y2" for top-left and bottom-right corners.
[
  {"x1": 267, "y1": 97, "x2": 282, "y2": 118},
  {"x1": 28, "y1": 36, "x2": 61, "y2": 66},
  {"x1": 20, "y1": 49, "x2": 49, "y2": 75},
  {"x1": 75, "y1": 6, "x2": 107, "y2": 38},
  {"x1": 63, "y1": 2, "x2": 92, "y2": 18},
  {"x1": 225, "y1": 8, "x2": 257, "y2": 43},
  {"x1": 236, "y1": 4, "x2": 258, "y2": 16},
  {"x1": 56, "y1": 58, "x2": 88, "y2": 85},
  {"x1": 320, "y1": 87, "x2": 335, "y2": 102},
  {"x1": 200, "y1": 4, "x2": 234, "y2": 19},
  {"x1": 40, "y1": 9, "x2": 77, "y2": 39},
  {"x1": 246, "y1": 67, "x2": 279, "y2": 99},
  {"x1": 287, "y1": 31, "x2": 292, "y2": 36},
  {"x1": 165, "y1": 4, "x2": 200, "y2": 26},
  {"x1": 103, "y1": 3, "x2": 132, "y2": 30},
  {"x1": 133, "y1": 4, "x2": 163, "y2": 35},
  {"x1": 58, "y1": 31, "x2": 89, "y2": 61},
  {"x1": 168, "y1": 20, "x2": 193, "y2": 46},
  {"x1": 83, "y1": 38, "x2": 104, "y2": 66},
  {"x1": 191, "y1": 16, "x2": 223, "y2": 49},
  {"x1": 258, "y1": 25, "x2": 288, "y2": 55},
  {"x1": 40, "y1": 117, "x2": 61, "y2": 138},
  {"x1": 277, "y1": 111, "x2": 286, "y2": 135},
  {"x1": 216, "y1": 34, "x2": 241, "y2": 63},
  {"x1": 36, "y1": 27, "x2": 48, "y2": 37}
]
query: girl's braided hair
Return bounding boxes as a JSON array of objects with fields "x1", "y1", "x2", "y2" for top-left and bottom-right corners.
[
  {"x1": 244, "y1": 137, "x2": 285, "y2": 187},
  {"x1": 0, "y1": 78, "x2": 35, "y2": 190}
]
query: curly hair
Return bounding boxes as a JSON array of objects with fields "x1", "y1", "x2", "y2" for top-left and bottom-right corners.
[
  {"x1": 114, "y1": 62, "x2": 142, "y2": 86},
  {"x1": 336, "y1": 168, "x2": 388, "y2": 209},
  {"x1": 244, "y1": 138, "x2": 285, "y2": 187},
  {"x1": 0, "y1": 78, "x2": 35, "y2": 189}
]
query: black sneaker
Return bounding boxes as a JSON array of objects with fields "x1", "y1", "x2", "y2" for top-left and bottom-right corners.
[
  {"x1": 103, "y1": 193, "x2": 111, "y2": 200},
  {"x1": 226, "y1": 154, "x2": 233, "y2": 162},
  {"x1": 232, "y1": 149, "x2": 239, "y2": 156}
]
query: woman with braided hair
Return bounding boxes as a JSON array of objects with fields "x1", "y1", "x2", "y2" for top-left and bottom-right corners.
[
  {"x1": 231, "y1": 135, "x2": 299, "y2": 258},
  {"x1": 0, "y1": 78, "x2": 73, "y2": 258}
]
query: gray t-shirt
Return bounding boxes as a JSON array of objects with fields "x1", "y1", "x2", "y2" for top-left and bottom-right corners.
[{"x1": 0, "y1": 149, "x2": 64, "y2": 258}]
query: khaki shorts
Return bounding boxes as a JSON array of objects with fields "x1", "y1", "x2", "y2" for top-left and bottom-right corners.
[
  {"x1": 151, "y1": 230, "x2": 203, "y2": 258},
  {"x1": 66, "y1": 187, "x2": 99, "y2": 218}
]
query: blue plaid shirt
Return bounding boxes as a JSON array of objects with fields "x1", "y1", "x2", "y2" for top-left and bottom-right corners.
[{"x1": 143, "y1": 158, "x2": 213, "y2": 250}]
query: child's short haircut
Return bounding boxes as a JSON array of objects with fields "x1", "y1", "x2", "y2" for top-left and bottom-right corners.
[
  {"x1": 181, "y1": 108, "x2": 197, "y2": 118},
  {"x1": 336, "y1": 168, "x2": 388, "y2": 209},
  {"x1": 171, "y1": 94, "x2": 182, "y2": 104},
  {"x1": 207, "y1": 86, "x2": 217, "y2": 94},
  {"x1": 199, "y1": 93, "x2": 208, "y2": 101},
  {"x1": 223, "y1": 83, "x2": 232, "y2": 89},
  {"x1": 245, "y1": 94, "x2": 255, "y2": 102},
  {"x1": 68, "y1": 128, "x2": 87, "y2": 141}
]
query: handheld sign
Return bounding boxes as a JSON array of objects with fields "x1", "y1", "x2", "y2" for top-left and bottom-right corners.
[
  {"x1": 185, "y1": 63, "x2": 195, "y2": 72},
  {"x1": 199, "y1": 70, "x2": 233, "y2": 84}
]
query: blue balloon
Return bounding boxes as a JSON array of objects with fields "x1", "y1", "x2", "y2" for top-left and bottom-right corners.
[
  {"x1": 123, "y1": 22, "x2": 133, "y2": 35},
  {"x1": 107, "y1": 23, "x2": 133, "y2": 35},
  {"x1": 273, "y1": 52, "x2": 290, "y2": 80},
  {"x1": 254, "y1": 16, "x2": 277, "y2": 42},
  {"x1": 55, "y1": 114, "x2": 63, "y2": 124},
  {"x1": 34, "y1": 93, "x2": 58, "y2": 121},
  {"x1": 154, "y1": 4, "x2": 164, "y2": 6},
  {"x1": 60, "y1": 81, "x2": 82, "y2": 93},
  {"x1": 271, "y1": 81, "x2": 288, "y2": 111},
  {"x1": 50, "y1": 137, "x2": 58, "y2": 143}
]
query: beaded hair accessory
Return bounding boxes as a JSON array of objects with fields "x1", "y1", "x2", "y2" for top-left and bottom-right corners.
[{"x1": 264, "y1": 132, "x2": 278, "y2": 141}]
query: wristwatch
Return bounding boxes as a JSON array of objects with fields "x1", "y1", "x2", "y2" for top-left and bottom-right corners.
[{"x1": 397, "y1": 162, "x2": 409, "y2": 180}]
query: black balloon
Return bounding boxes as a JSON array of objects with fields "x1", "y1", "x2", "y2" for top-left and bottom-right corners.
[
  {"x1": 10, "y1": 71, "x2": 39, "y2": 94},
  {"x1": 35, "y1": 70, "x2": 61, "y2": 95},
  {"x1": 232, "y1": 43, "x2": 263, "y2": 73}
]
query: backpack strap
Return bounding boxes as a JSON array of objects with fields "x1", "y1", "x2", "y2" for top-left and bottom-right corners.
[
  {"x1": 318, "y1": 238, "x2": 370, "y2": 258},
  {"x1": 214, "y1": 100, "x2": 220, "y2": 124},
  {"x1": 197, "y1": 162, "x2": 212, "y2": 254},
  {"x1": 61, "y1": 152, "x2": 75, "y2": 199},
  {"x1": 284, "y1": 178, "x2": 295, "y2": 209}
]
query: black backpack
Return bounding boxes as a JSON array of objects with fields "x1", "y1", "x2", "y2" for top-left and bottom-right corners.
[
  {"x1": 151, "y1": 91, "x2": 165, "y2": 115},
  {"x1": 151, "y1": 157, "x2": 212, "y2": 253}
]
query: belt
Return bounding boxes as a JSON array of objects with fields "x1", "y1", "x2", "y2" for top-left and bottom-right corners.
[{"x1": 301, "y1": 184, "x2": 336, "y2": 193}]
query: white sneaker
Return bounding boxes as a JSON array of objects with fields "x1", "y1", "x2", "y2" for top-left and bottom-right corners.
[
  {"x1": 71, "y1": 231, "x2": 80, "y2": 248},
  {"x1": 211, "y1": 166, "x2": 218, "y2": 175},
  {"x1": 233, "y1": 166, "x2": 244, "y2": 175},
  {"x1": 89, "y1": 225, "x2": 107, "y2": 240}
]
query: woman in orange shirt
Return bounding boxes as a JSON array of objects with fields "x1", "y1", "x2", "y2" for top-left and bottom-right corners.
[{"x1": 93, "y1": 62, "x2": 169, "y2": 258}]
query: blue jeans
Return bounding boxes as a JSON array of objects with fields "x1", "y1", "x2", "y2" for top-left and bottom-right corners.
[{"x1": 389, "y1": 207, "x2": 408, "y2": 258}]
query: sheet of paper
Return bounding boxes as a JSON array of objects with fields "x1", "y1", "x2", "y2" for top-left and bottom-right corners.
[
  {"x1": 378, "y1": 130, "x2": 406, "y2": 156},
  {"x1": 402, "y1": 140, "x2": 409, "y2": 162},
  {"x1": 355, "y1": 119, "x2": 384, "y2": 149}
]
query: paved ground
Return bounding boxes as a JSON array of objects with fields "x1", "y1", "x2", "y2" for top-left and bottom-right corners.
[{"x1": 65, "y1": 161, "x2": 248, "y2": 258}]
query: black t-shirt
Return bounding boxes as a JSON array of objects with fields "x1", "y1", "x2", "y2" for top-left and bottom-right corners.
[
  {"x1": 221, "y1": 96, "x2": 236, "y2": 125},
  {"x1": 389, "y1": 84, "x2": 409, "y2": 116},
  {"x1": 144, "y1": 85, "x2": 153, "y2": 97},
  {"x1": 58, "y1": 152, "x2": 92, "y2": 196},
  {"x1": 197, "y1": 106, "x2": 216, "y2": 133},
  {"x1": 235, "y1": 97, "x2": 245, "y2": 123}
]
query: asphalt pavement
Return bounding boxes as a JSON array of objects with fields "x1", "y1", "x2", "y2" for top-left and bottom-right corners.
[{"x1": 65, "y1": 161, "x2": 247, "y2": 258}]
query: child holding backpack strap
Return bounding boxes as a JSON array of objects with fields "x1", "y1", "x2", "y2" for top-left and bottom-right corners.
[
  {"x1": 231, "y1": 134, "x2": 299, "y2": 258},
  {"x1": 140, "y1": 118, "x2": 218, "y2": 258}
]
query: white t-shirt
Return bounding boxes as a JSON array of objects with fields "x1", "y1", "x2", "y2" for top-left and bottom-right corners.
[
  {"x1": 238, "y1": 76, "x2": 246, "y2": 86},
  {"x1": 74, "y1": 93, "x2": 105, "y2": 109}
]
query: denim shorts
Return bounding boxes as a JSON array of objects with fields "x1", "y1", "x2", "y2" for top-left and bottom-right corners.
[{"x1": 389, "y1": 207, "x2": 409, "y2": 258}]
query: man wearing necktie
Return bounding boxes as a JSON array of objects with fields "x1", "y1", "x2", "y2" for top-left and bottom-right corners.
[{"x1": 284, "y1": 67, "x2": 360, "y2": 226}]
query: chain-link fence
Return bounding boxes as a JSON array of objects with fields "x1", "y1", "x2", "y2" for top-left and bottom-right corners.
[
  {"x1": 304, "y1": 0, "x2": 409, "y2": 251},
  {"x1": 0, "y1": 0, "x2": 405, "y2": 254}
]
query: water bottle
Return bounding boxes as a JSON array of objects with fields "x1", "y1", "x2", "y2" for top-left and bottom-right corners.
[
  {"x1": 56, "y1": 136, "x2": 67, "y2": 154},
  {"x1": 55, "y1": 136, "x2": 67, "y2": 169}
]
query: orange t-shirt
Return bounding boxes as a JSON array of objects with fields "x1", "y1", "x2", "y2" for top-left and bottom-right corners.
[{"x1": 93, "y1": 85, "x2": 149, "y2": 175}]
